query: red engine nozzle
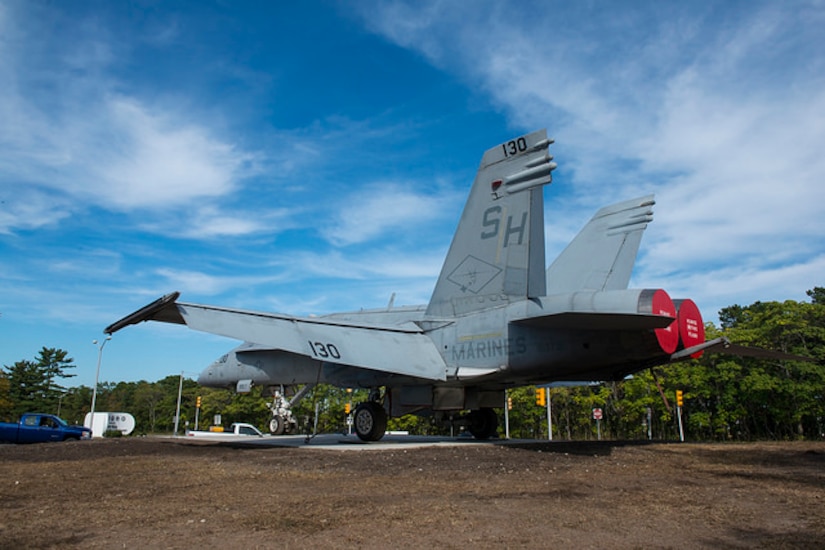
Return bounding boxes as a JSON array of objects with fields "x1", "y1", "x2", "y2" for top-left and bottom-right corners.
[
  {"x1": 649, "y1": 289, "x2": 678, "y2": 355},
  {"x1": 674, "y1": 299, "x2": 705, "y2": 358}
]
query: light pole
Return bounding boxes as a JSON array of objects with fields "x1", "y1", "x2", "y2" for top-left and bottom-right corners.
[
  {"x1": 173, "y1": 371, "x2": 184, "y2": 436},
  {"x1": 88, "y1": 336, "x2": 112, "y2": 436},
  {"x1": 57, "y1": 391, "x2": 70, "y2": 417}
]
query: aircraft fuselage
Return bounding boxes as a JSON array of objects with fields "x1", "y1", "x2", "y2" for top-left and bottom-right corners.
[{"x1": 198, "y1": 287, "x2": 694, "y2": 416}]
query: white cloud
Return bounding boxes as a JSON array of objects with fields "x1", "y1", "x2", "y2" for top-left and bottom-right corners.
[
  {"x1": 274, "y1": 247, "x2": 445, "y2": 281},
  {"x1": 256, "y1": 249, "x2": 443, "y2": 316},
  {"x1": 91, "y1": 97, "x2": 255, "y2": 209},
  {"x1": 0, "y1": 190, "x2": 74, "y2": 234},
  {"x1": 141, "y1": 204, "x2": 296, "y2": 240},
  {"x1": 154, "y1": 268, "x2": 284, "y2": 297},
  {"x1": 634, "y1": 254, "x2": 825, "y2": 324},
  {"x1": 0, "y1": 92, "x2": 259, "y2": 232},
  {"x1": 13, "y1": 94, "x2": 255, "y2": 207},
  {"x1": 321, "y1": 182, "x2": 457, "y2": 246},
  {"x1": 0, "y1": 4, "x2": 259, "y2": 231}
]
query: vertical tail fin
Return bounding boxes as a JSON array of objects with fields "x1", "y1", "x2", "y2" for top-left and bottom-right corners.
[
  {"x1": 427, "y1": 129, "x2": 556, "y2": 316},
  {"x1": 545, "y1": 195, "x2": 655, "y2": 294}
]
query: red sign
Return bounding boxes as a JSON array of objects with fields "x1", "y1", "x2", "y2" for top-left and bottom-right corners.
[{"x1": 592, "y1": 408, "x2": 603, "y2": 420}]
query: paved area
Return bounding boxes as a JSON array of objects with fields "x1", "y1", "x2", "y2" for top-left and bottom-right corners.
[{"x1": 175, "y1": 432, "x2": 532, "y2": 450}]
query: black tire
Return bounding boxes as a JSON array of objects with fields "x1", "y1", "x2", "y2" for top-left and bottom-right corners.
[
  {"x1": 467, "y1": 408, "x2": 498, "y2": 439},
  {"x1": 353, "y1": 402, "x2": 388, "y2": 442},
  {"x1": 269, "y1": 415, "x2": 285, "y2": 435}
]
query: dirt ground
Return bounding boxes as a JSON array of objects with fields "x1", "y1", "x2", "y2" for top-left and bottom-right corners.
[{"x1": 0, "y1": 437, "x2": 823, "y2": 549}]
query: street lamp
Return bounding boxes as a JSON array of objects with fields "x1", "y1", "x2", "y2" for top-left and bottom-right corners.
[
  {"x1": 173, "y1": 371, "x2": 184, "y2": 436},
  {"x1": 88, "y1": 336, "x2": 112, "y2": 436},
  {"x1": 57, "y1": 391, "x2": 70, "y2": 417}
]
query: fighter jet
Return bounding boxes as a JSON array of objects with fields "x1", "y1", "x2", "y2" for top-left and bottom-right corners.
[{"x1": 105, "y1": 129, "x2": 812, "y2": 441}]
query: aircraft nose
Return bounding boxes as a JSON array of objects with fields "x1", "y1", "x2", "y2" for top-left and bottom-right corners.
[
  {"x1": 198, "y1": 353, "x2": 228, "y2": 385},
  {"x1": 197, "y1": 364, "x2": 214, "y2": 385}
]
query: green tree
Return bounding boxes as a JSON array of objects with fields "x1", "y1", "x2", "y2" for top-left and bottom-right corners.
[
  {"x1": 58, "y1": 386, "x2": 92, "y2": 426},
  {"x1": 506, "y1": 386, "x2": 548, "y2": 439},
  {"x1": 0, "y1": 372, "x2": 14, "y2": 421},
  {"x1": 682, "y1": 292, "x2": 825, "y2": 440},
  {"x1": 3, "y1": 348, "x2": 78, "y2": 418},
  {"x1": 806, "y1": 286, "x2": 825, "y2": 305},
  {"x1": 36, "y1": 347, "x2": 76, "y2": 401},
  {"x1": 133, "y1": 381, "x2": 166, "y2": 433},
  {"x1": 4, "y1": 360, "x2": 48, "y2": 417}
]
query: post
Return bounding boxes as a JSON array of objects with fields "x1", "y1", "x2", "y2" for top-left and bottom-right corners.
[
  {"x1": 504, "y1": 389, "x2": 510, "y2": 439},
  {"x1": 89, "y1": 336, "x2": 112, "y2": 436},
  {"x1": 546, "y1": 390, "x2": 552, "y2": 441},
  {"x1": 57, "y1": 391, "x2": 68, "y2": 417},
  {"x1": 173, "y1": 371, "x2": 184, "y2": 436},
  {"x1": 194, "y1": 396, "x2": 202, "y2": 431},
  {"x1": 646, "y1": 407, "x2": 653, "y2": 440},
  {"x1": 592, "y1": 408, "x2": 603, "y2": 440},
  {"x1": 677, "y1": 405, "x2": 685, "y2": 442},
  {"x1": 347, "y1": 388, "x2": 353, "y2": 435},
  {"x1": 676, "y1": 389, "x2": 685, "y2": 442}
]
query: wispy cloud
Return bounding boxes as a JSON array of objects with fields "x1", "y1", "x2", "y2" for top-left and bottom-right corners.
[
  {"x1": 0, "y1": 4, "x2": 259, "y2": 233},
  {"x1": 276, "y1": 247, "x2": 446, "y2": 281},
  {"x1": 138, "y1": 204, "x2": 297, "y2": 240},
  {"x1": 153, "y1": 268, "x2": 285, "y2": 297},
  {"x1": 91, "y1": 97, "x2": 257, "y2": 209},
  {"x1": 321, "y1": 182, "x2": 458, "y2": 246},
  {"x1": 0, "y1": 191, "x2": 74, "y2": 235},
  {"x1": 1, "y1": 93, "x2": 258, "y2": 212}
]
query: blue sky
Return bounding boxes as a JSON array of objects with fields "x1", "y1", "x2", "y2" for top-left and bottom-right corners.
[{"x1": 2, "y1": 0, "x2": 823, "y2": 388}]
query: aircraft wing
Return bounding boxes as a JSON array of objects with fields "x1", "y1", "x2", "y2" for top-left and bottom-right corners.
[
  {"x1": 105, "y1": 293, "x2": 448, "y2": 381},
  {"x1": 671, "y1": 337, "x2": 819, "y2": 363}
]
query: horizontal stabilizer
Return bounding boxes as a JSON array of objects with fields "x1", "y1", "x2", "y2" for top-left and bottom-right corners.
[{"x1": 671, "y1": 337, "x2": 819, "y2": 363}]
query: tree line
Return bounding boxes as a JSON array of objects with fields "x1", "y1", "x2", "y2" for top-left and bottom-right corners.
[{"x1": 2, "y1": 288, "x2": 823, "y2": 440}]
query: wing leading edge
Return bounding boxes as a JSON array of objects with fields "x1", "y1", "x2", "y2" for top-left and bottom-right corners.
[{"x1": 105, "y1": 294, "x2": 448, "y2": 381}]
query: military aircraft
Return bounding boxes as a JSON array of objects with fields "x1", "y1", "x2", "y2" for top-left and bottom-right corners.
[{"x1": 105, "y1": 129, "x2": 812, "y2": 441}]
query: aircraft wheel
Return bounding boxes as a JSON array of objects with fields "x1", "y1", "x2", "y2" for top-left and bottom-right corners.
[
  {"x1": 467, "y1": 408, "x2": 498, "y2": 439},
  {"x1": 354, "y1": 402, "x2": 387, "y2": 442},
  {"x1": 269, "y1": 415, "x2": 286, "y2": 435}
]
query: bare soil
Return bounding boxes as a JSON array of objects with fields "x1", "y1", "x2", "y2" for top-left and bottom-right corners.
[{"x1": 1, "y1": 437, "x2": 823, "y2": 549}]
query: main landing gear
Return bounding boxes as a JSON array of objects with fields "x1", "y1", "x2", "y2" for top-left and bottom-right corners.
[
  {"x1": 465, "y1": 408, "x2": 498, "y2": 440},
  {"x1": 349, "y1": 385, "x2": 499, "y2": 442},
  {"x1": 353, "y1": 388, "x2": 387, "y2": 442},
  {"x1": 353, "y1": 402, "x2": 388, "y2": 442}
]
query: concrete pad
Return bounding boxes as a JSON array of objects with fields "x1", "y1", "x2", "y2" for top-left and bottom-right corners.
[{"x1": 169, "y1": 432, "x2": 528, "y2": 450}]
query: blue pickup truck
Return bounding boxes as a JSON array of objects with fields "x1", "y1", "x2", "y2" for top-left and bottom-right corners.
[{"x1": 0, "y1": 413, "x2": 92, "y2": 443}]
